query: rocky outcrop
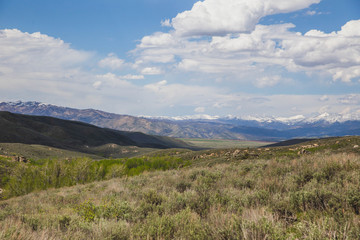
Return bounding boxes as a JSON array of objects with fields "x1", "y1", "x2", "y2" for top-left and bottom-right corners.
[{"x1": 11, "y1": 156, "x2": 29, "y2": 163}]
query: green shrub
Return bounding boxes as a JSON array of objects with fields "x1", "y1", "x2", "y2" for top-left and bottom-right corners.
[
  {"x1": 347, "y1": 188, "x2": 360, "y2": 214},
  {"x1": 21, "y1": 215, "x2": 41, "y2": 231},
  {"x1": 74, "y1": 200, "x2": 97, "y2": 222},
  {"x1": 175, "y1": 181, "x2": 191, "y2": 193},
  {"x1": 165, "y1": 192, "x2": 188, "y2": 213},
  {"x1": 247, "y1": 190, "x2": 270, "y2": 206},
  {"x1": 294, "y1": 168, "x2": 314, "y2": 188},
  {"x1": 100, "y1": 200, "x2": 132, "y2": 221},
  {"x1": 290, "y1": 189, "x2": 339, "y2": 212},
  {"x1": 314, "y1": 161, "x2": 341, "y2": 182},
  {"x1": 58, "y1": 216, "x2": 71, "y2": 231},
  {"x1": 105, "y1": 164, "x2": 126, "y2": 179},
  {"x1": 2, "y1": 156, "x2": 189, "y2": 199},
  {"x1": 241, "y1": 217, "x2": 286, "y2": 240},
  {"x1": 143, "y1": 189, "x2": 163, "y2": 206},
  {"x1": 233, "y1": 178, "x2": 255, "y2": 190}
]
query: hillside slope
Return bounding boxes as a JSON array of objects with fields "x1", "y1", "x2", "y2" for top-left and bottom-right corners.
[
  {"x1": 0, "y1": 136, "x2": 359, "y2": 239},
  {"x1": 0, "y1": 111, "x2": 192, "y2": 154}
]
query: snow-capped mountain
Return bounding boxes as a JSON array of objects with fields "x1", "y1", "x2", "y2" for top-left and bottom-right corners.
[
  {"x1": 1, "y1": 101, "x2": 359, "y2": 141},
  {"x1": 222, "y1": 112, "x2": 360, "y2": 124},
  {"x1": 145, "y1": 112, "x2": 360, "y2": 124}
]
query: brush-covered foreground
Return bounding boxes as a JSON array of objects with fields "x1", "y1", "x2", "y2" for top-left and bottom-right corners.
[{"x1": 0, "y1": 137, "x2": 360, "y2": 239}]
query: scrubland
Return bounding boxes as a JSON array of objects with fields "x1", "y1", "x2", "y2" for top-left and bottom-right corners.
[{"x1": 1, "y1": 137, "x2": 360, "y2": 239}]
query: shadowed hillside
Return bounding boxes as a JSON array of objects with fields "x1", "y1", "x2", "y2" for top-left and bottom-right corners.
[{"x1": 0, "y1": 111, "x2": 193, "y2": 155}]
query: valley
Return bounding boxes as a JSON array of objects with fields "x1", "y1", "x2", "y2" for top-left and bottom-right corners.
[
  {"x1": 0, "y1": 136, "x2": 359, "y2": 239},
  {"x1": 2, "y1": 0, "x2": 359, "y2": 238},
  {"x1": 180, "y1": 138, "x2": 272, "y2": 149},
  {"x1": 0, "y1": 109, "x2": 359, "y2": 239}
]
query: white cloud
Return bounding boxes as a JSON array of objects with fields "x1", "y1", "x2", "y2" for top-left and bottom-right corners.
[
  {"x1": 281, "y1": 20, "x2": 360, "y2": 82},
  {"x1": 178, "y1": 59, "x2": 200, "y2": 71},
  {"x1": 141, "y1": 54, "x2": 175, "y2": 64},
  {"x1": 170, "y1": 0, "x2": 320, "y2": 36},
  {"x1": 135, "y1": 18, "x2": 360, "y2": 83},
  {"x1": 331, "y1": 66, "x2": 360, "y2": 83},
  {"x1": 139, "y1": 80, "x2": 360, "y2": 117},
  {"x1": 0, "y1": 29, "x2": 91, "y2": 73},
  {"x1": 144, "y1": 80, "x2": 168, "y2": 92},
  {"x1": 96, "y1": 73, "x2": 133, "y2": 87},
  {"x1": 254, "y1": 75, "x2": 281, "y2": 88},
  {"x1": 98, "y1": 53, "x2": 125, "y2": 70},
  {"x1": 161, "y1": 19, "x2": 171, "y2": 27},
  {"x1": 339, "y1": 20, "x2": 360, "y2": 37},
  {"x1": 141, "y1": 67, "x2": 163, "y2": 75},
  {"x1": 319, "y1": 95, "x2": 329, "y2": 102},
  {"x1": 93, "y1": 81, "x2": 102, "y2": 90},
  {"x1": 338, "y1": 94, "x2": 360, "y2": 105},
  {"x1": 194, "y1": 107, "x2": 205, "y2": 113},
  {"x1": 0, "y1": 28, "x2": 93, "y2": 101},
  {"x1": 131, "y1": 0, "x2": 359, "y2": 84},
  {"x1": 139, "y1": 32, "x2": 177, "y2": 48},
  {"x1": 121, "y1": 74, "x2": 144, "y2": 80},
  {"x1": 306, "y1": 10, "x2": 317, "y2": 16}
]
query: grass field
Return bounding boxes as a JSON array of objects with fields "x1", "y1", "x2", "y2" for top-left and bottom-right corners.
[
  {"x1": 180, "y1": 138, "x2": 274, "y2": 149},
  {"x1": 0, "y1": 143, "x2": 158, "y2": 160}
]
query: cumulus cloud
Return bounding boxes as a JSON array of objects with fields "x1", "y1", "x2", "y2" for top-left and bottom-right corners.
[
  {"x1": 170, "y1": 0, "x2": 320, "y2": 36},
  {"x1": 131, "y1": 0, "x2": 360, "y2": 85},
  {"x1": 135, "y1": 18, "x2": 360, "y2": 84},
  {"x1": 95, "y1": 73, "x2": 134, "y2": 88},
  {"x1": 0, "y1": 28, "x2": 93, "y2": 100},
  {"x1": 141, "y1": 67, "x2": 163, "y2": 75},
  {"x1": 281, "y1": 20, "x2": 360, "y2": 82},
  {"x1": 0, "y1": 29, "x2": 91, "y2": 73},
  {"x1": 98, "y1": 53, "x2": 125, "y2": 70}
]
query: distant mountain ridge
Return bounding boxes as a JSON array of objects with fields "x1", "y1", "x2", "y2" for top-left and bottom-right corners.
[
  {"x1": 146, "y1": 111, "x2": 360, "y2": 124},
  {"x1": 0, "y1": 101, "x2": 247, "y2": 140},
  {"x1": 1, "y1": 101, "x2": 359, "y2": 141}
]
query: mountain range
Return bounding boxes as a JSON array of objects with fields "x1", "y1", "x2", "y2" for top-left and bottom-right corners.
[
  {"x1": 1, "y1": 101, "x2": 359, "y2": 141},
  {"x1": 0, "y1": 111, "x2": 192, "y2": 156}
]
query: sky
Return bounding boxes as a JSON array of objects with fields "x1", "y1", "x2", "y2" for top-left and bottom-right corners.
[{"x1": 0, "y1": 0, "x2": 359, "y2": 118}]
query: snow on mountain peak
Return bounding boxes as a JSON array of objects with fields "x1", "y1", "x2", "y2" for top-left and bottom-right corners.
[
  {"x1": 1, "y1": 101, "x2": 360, "y2": 123},
  {"x1": 142, "y1": 114, "x2": 220, "y2": 121}
]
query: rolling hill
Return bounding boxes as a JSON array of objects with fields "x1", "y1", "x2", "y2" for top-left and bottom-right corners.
[
  {"x1": 0, "y1": 111, "x2": 193, "y2": 156},
  {"x1": 1, "y1": 136, "x2": 359, "y2": 239}
]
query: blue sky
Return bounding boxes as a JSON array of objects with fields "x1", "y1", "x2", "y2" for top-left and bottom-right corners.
[{"x1": 0, "y1": 0, "x2": 359, "y2": 118}]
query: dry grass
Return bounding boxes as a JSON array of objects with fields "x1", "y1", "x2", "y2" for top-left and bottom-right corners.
[{"x1": 1, "y1": 151, "x2": 360, "y2": 239}]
